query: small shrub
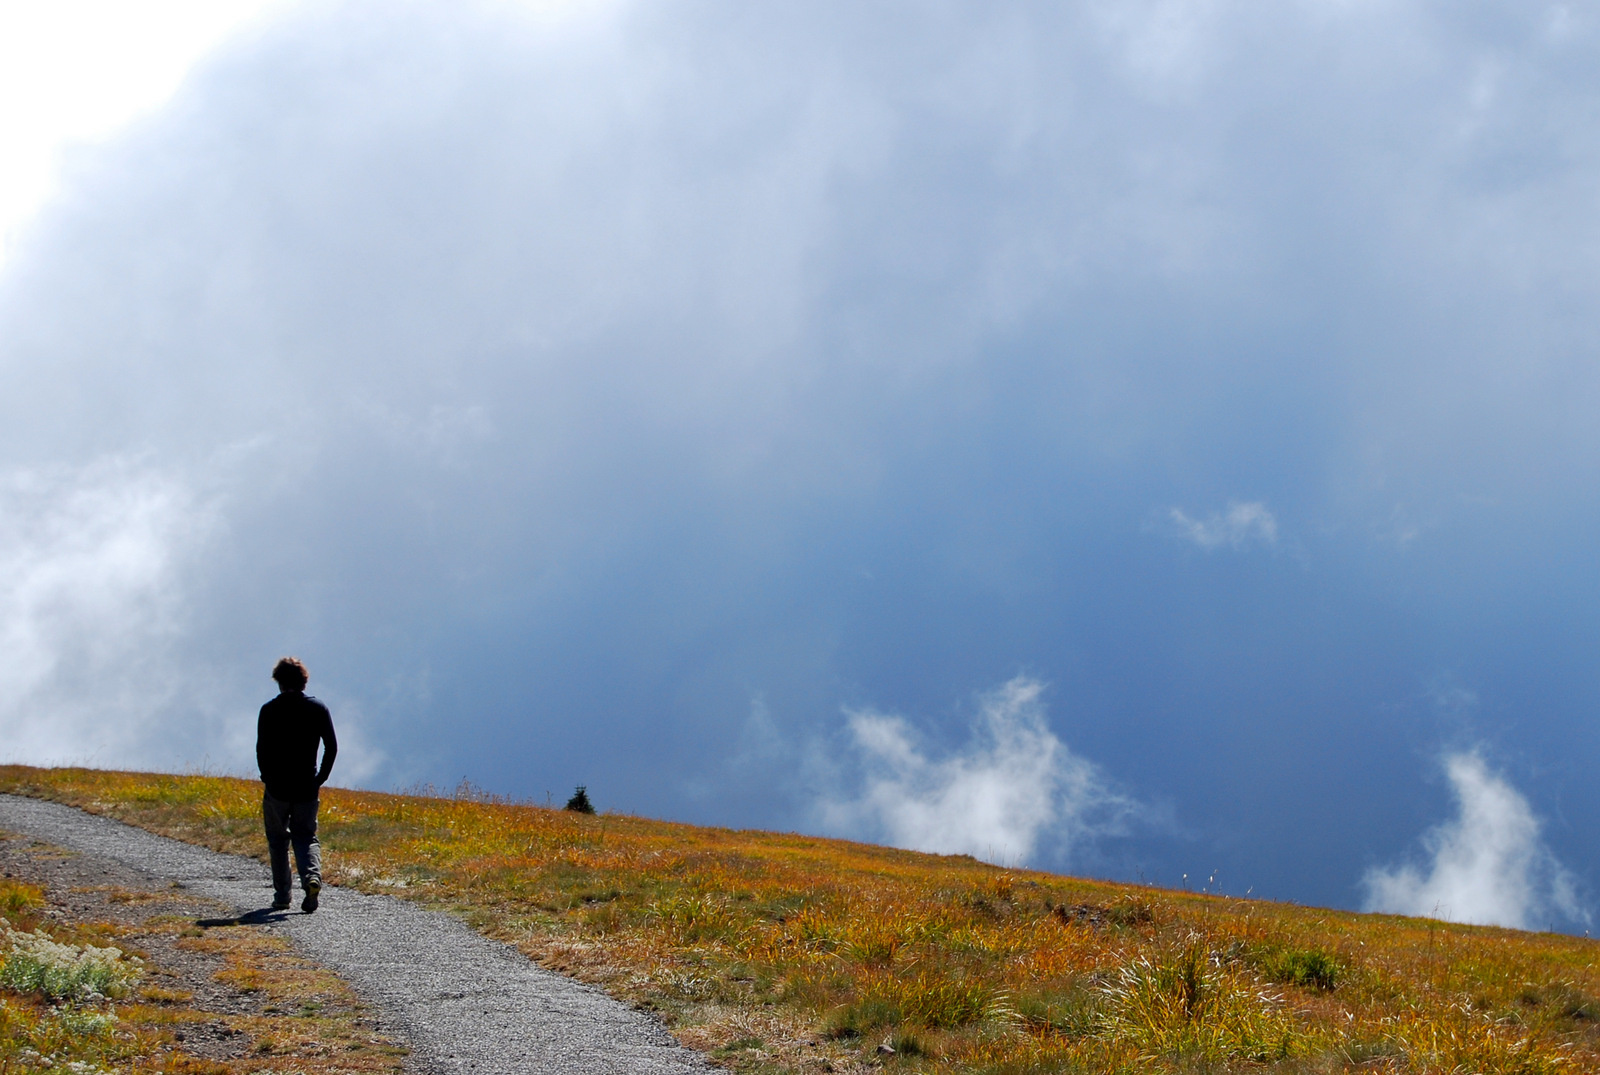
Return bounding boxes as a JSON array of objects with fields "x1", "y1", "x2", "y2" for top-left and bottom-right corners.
[
  {"x1": 1106, "y1": 895, "x2": 1156, "y2": 929},
  {"x1": 1013, "y1": 985, "x2": 1105, "y2": 1038},
  {"x1": 646, "y1": 892, "x2": 746, "y2": 945},
  {"x1": 564, "y1": 786, "x2": 595, "y2": 814},
  {"x1": 0, "y1": 920, "x2": 142, "y2": 1003},
  {"x1": 0, "y1": 882, "x2": 42, "y2": 919},
  {"x1": 1, "y1": 999, "x2": 120, "y2": 1068},
  {"x1": 844, "y1": 971, "x2": 994, "y2": 1032},
  {"x1": 715, "y1": 1035, "x2": 765, "y2": 1055},
  {"x1": 1256, "y1": 946, "x2": 1339, "y2": 992},
  {"x1": 581, "y1": 900, "x2": 624, "y2": 935},
  {"x1": 901, "y1": 973, "x2": 994, "y2": 1028},
  {"x1": 1103, "y1": 939, "x2": 1298, "y2": 1062},
  {"x1": 138, "y1": 984, "x2": 193, "y2": 1004},
  {"x1": 784, "y1": 905, "x2": 838, "y2": 949},
  {"x1": 827, "y1": 993, "x2": 902, "y2": 1038},
  {"x1": 834, "y1": 909, "x2": 929, "y2": 965},
  {"x1": 889, "y1": 1028, "x2": 927, "y2": 1056}
]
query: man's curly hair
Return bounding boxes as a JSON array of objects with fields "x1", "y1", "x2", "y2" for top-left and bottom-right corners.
[{"x1": 271, "y1": 657, "x2": 308, "y2": 690}]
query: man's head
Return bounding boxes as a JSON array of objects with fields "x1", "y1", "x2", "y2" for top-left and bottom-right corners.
[{"x1": 272, "y1": 657, "x2": 309, "y2": 692}]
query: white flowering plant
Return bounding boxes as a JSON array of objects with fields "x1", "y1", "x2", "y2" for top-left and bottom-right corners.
[{"x1": 0, "y1": 918, "x2": 142, "y2": 1003}]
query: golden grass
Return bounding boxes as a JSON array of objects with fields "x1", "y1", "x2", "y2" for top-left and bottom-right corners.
[{"x1": 4, "y1": 765, "x2": 1598, "y2": 1074}]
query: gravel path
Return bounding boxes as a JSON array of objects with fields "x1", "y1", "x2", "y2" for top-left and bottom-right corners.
[{"x1": 0, "y1": 794, "x2": 712, "y2": 1075}]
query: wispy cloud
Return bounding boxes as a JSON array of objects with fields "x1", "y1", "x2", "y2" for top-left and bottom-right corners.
[
  {"x1": 818, "y1": 677, "x2": 1137, "y2": 866},
  {"x1": 1169, "y1": 501, "x2": 1277, "y2": 551},
  {"x1": 1362, "y1": 752, "x2": 1586, "y2": 930}
]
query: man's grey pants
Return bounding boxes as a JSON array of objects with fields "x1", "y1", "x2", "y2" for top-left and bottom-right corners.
[{"x1": 262, "y1": 791, "x2": 322, "y2": 901}]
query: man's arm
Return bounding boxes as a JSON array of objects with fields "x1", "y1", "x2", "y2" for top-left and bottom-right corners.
[
  {"x1": 256, "y1": 704, "x2": 270, "y2": 782},
  {"x1": 315, "y1": 706, "x2": 338, "y2": 787}
]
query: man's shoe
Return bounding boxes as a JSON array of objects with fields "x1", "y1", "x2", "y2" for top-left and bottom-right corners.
[
  {"x1": 302, "y1": 879, "x2": 321, "y2": 914},
  {"x1": 271, "y1": 896, "x2": 292, "y2": 911}
]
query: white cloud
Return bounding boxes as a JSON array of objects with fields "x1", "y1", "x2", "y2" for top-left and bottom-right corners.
[
  {"x1": 0, "y1": 451, "x2": 390, "y2": 785},
  {"x1": 818, "y1": 677, "x2": 1136, "y2": 866},
  {"x1": 0, "y1": 0, "x2": 288, "y2": 263},
  {"x1": 1362, "y1": 752, "x2": 1586, "y2": 930},
  {"x1": 1169, "y1": 500, "x2": 1278, "y2": 550},
  {"x1": 0, "y1": 456, "x2": 214, "y2": 763}
]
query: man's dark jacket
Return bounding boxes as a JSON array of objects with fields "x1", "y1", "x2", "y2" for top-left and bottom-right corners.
[{"x1": 256, "y1": 691, "x2": 337, "y2": 803}]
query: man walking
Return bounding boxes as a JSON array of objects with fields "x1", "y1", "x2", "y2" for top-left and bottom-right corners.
[{"x1": 256, "y1": 657, "x2": 337, "y2": 912}]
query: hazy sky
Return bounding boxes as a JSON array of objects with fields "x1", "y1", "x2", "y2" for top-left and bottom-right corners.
[{"x1": 3, "y1": 0, "x2": 1599, "y2": 930}]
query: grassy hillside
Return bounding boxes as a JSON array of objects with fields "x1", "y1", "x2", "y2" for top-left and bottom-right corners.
[{"x1": 1, "y1": 767, "x2": 1595, "y2": 1074}]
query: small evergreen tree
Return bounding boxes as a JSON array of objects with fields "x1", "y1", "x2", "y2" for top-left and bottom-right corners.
[{"x1": 565, "y1": 785, "x2": 595, "y2": 814}]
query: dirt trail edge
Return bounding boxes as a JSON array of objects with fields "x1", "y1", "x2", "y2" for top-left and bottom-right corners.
[{"x1": 0, "y1": 794, "x2": 713, "y2": 1075}]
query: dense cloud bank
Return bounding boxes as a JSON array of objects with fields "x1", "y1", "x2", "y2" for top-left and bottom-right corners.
[{"x1": 1, "y1": 0, "x2": 1598, "y2": 922}]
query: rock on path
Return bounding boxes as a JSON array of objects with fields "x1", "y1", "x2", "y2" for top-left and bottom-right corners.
[{"x1": 0, "y1": 794, "x2": 712, "y2": 1075}]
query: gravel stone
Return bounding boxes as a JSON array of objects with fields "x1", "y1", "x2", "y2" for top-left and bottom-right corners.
[{"x1": 0, "y1": 794, "x2": 712, "y2": 1075}]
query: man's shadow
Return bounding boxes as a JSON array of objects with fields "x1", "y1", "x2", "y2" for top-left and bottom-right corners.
[{"x1": 196, "y1": 907, "x2": 294, "y2": 927}]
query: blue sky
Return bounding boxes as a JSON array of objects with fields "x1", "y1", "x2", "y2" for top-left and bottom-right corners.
[{"x1": 2, "y1": 0, "x2": 1598, "y2": 930}]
